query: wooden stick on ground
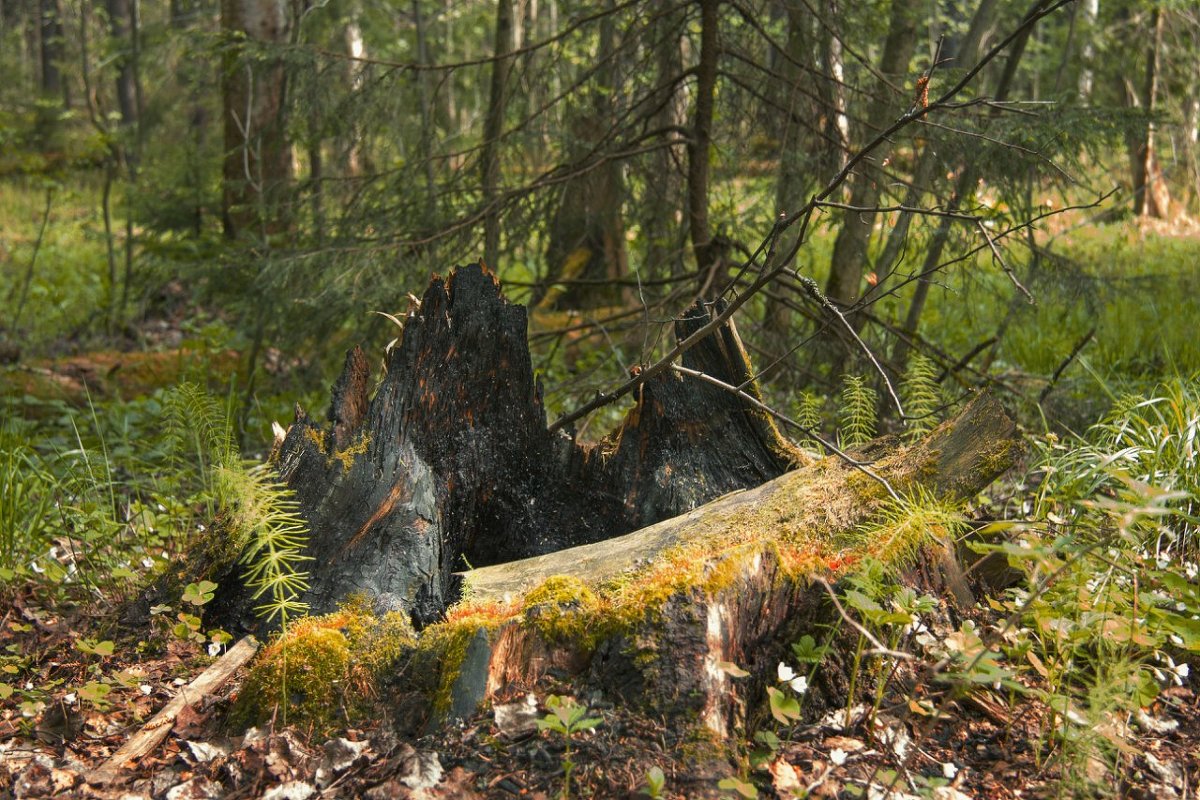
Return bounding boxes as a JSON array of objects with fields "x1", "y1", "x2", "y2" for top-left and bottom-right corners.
[{"x1": 88, "y1": 635, "x2": 259, "y2": 785}]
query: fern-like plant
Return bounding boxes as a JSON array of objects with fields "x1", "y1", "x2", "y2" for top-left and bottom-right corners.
[
  {"x1": 161, "y1": 383, "x2": 311, "y2": 626},
  {"x1": 792, "y1": 390, "x2": 826, "y2": 455},
  {"x1": 839, "y1": 375, "x2": 878, "y2": 446},
  {"x1": 223, "y1": 464, "x2": 312, "y2": 625},
  {"x1": 900, "y1": 355, "x2": 941, "y2": 440},
  {"x1": 847, "y1": 486, "x2": 967, "y2": 568}
]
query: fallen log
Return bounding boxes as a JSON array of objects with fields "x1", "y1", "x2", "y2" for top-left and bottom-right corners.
[{"x1": 420, "y1": 392, "x2": 1017, "y2": 734}]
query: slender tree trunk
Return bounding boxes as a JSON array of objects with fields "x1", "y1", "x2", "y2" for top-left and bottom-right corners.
[
  {"x1": 105, "y1": 0, "x2": 137, "y2": 130},
  {"x1": 639, "y1": 5, "x2": 687, "y2": 279},
  {"x1": 413, "y1": 0, "x2": 438, "y2": 228},
  {"x1": 688, "y1": 0, "x2": 720, "y2": 282},
  {"x1": 1131, "y1": 4, "x2": 1169, "y2": 218},
  {"x1": 220, "y1": 0, "x2": 294, "y2": 240},
  {"x1": 540, "y1": 0, "x2": 628, "y2": 310},
  {"x1": 819, "y1": 0, "x2": 848, "y2": 175},
  {"x1": 38, "y1": 0, "x2": 63, "y2": 101},
  {"x1": 106, "y1": 0, "x2": 141, "y2": 320},
  {"x1": 822, "y1": 2, "x2": 921, "y2": 312},
  {"x1": 893, "y1": 2, "x2": 1040, "y2": 374},
  {"x1": 481, "y1": 0, "x2": 515, "y2": 270},
  {"x1": 762, "y1": 0, "x2": 815, "y2": 372},
  {"x1": 340, "y1": 5, "x2": 365, "y2": 177},
  {"x1": 1077, "y1": 0, "x2": 1098, "y2": 99}
]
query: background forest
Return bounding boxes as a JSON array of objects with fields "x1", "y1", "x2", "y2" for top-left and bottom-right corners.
[{"x1": 3, "y1": 1, "x2": 1200, "y2": 798}]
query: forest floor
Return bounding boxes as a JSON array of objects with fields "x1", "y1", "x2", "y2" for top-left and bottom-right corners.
[{"x1": 1, "y1": 579, "x2": 1197, "y2": 800}]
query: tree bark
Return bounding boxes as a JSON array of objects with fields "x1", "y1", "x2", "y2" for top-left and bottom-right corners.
[
  {"x1": 688, "y1": 0, "x2": 721, "y2": 282},
  {"x1": 105, "y1": 0, "x2": 138, "y2": 131},
  {"x1": 538, "y1": 0, "x2": 628, "y2": 311},
  {"x1": 1130, "y1": 4, "x2": 1169, "y2": 218},
  {"x1": 481, "y1": 0, "x2": 515, "y2": 269},
  {"x1": 891, "y1": 1, "x2": 1040, "y2": 374},
  {"x1": 822, "y1": 2, "x2": 921, "y2": 311},
  {"x1": 220, "y1": 0, "x2": 294, "y2": 240},
  {"x1": 639, "y1": 6, "x2": 687, "y2": 279},
  {"x1": 196, "y1": 263, "x2": 805, "y2": 631},
  {"x1": 434, "y1": 391, "x2": 1016, "y2": 746},
  {"x1": 762, "y1": 0, "x2": 816, "y2": 374},
  {"x1": 37, "y1": 0, "x2": 63, "y2": 102}
]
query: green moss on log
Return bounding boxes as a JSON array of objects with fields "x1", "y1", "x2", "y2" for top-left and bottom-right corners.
[{"x1": 233, "y1": 596, "x2": 415, "y2": 732}]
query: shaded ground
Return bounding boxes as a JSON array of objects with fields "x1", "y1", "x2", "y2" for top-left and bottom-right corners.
[{"x1": 1, "y1": 587, "x2": 1196, "y2": 800}]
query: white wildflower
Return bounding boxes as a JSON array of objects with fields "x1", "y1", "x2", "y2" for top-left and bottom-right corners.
[
  {"x1": 830, "y1": 749, "x2": 847, "y2": 766},
  {"x1": 777, "y1": 662, "x2": 808, "y2": 694}
]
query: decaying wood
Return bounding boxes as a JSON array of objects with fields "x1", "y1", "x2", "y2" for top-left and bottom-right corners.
[
  {"x1": 205, "y1": 263, "x2": 807, "y2": 631},
  {"x1": 435, "y1": 394, "x2": 1018, "y2": 737},
  {"x1": 88, "y1": 636, "x2": 259, "y2": 785},
  {"x1": 460, "y1": 392, "x2": 1015, "y2": 603}
]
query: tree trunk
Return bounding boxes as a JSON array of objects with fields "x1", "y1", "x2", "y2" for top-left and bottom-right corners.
[
  {"x1": 762, "y1": 0, "x2": 816, "y2": 374},
  {"x1": 822, "y1": 2, "x2": 921, "y2": 312},
  {"x1": 891, "y1": 1, "x2": 1040, "y2": 375},
  {"x1": 481, "y1": 0, "x2": 514, "y2": 270},
  {"x1": 688, "y1": 0, "x2": 721, "y2": 283},
  {"x1": 37, "y1": 0, "x2": 63, "y2": 101},
  {"x1": 538, "y1": 1, "x2": 628, "y2": 311},
  {"x1": 638, "y1": 5, "x2": 687, "y2": 279},
  {"x1": 1130, "y1": 4, "x2": 1170, "y2": 219},
  {"x1": 105, "y1": 0, "x2": 138, "y2": 131},
  {"x1": 220, "y1": 0, "x2": 294, "y2": 240}
]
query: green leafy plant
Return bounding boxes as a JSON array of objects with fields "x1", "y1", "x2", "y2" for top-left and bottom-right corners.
[
  {"x1": 792, "y1": 390, "x2": 826, "y2": 454},
  {"x1": 839, "y1": 374, "x2": 878, "y2": 446},
  {"x1": 641, "y1": 766, "x2": 666, "y2": 799},
  {"x1": 537, "y1": 695, "x2": 603, "y2": 800},
  {"x1": 900, "y1": 354, "x2": 942, "y2": 439}
]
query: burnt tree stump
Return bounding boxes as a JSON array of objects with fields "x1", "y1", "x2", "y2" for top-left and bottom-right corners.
[{"x1": 208, "y1": 263, "x2": 810, "y2": 629}]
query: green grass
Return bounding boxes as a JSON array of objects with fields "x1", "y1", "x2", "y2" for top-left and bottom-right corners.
[{"x1": 0, "y1": 175, "x2": 122, "y2": 350}]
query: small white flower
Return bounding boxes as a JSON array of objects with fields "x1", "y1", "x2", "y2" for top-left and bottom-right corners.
[
  {"x1": 830, "y1": 748, "x2": 847, "y2": 766},
  {"x1": 63, "y1": 693, "x2": 77, "y2": 705},
  {"x1": 156, "y1": 503, "x2": 166, "y2": 512},
  {"x1": 1178, "y1": 603, "x2": 1188, "y2": 612},
  {"x1": 207, "y1": 641, "x2": 223, "y2": 657},
  {"x1": 197, "y1": 523, "x2": 206, "y2": 533},
  {"x1": 139, "y1": 684, "x2": 153, "y2": 696},
  {"x1": 1170, "y1": 634, "x2": 1185, "y2": 647},
  {"x1": 942, "y1": 762, "x2": 958, "y2": 779},
  {"x1": 777, "y1": 662, "x2": 808, "y2": 693},
  {"x1": 1157, "y1": 557, "x2": 1171, "y2": 570},
  {"x1": 141, "y1": 557, "x2": 154, "y2": 569}
]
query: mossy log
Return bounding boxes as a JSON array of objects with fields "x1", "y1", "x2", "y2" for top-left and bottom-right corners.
[
  {"x1": 205, "y1": 263, "x2": 807, "y2": 630},
  {"x1": 420, "y1": 392, "x2": 1017, "y2": 737}
]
